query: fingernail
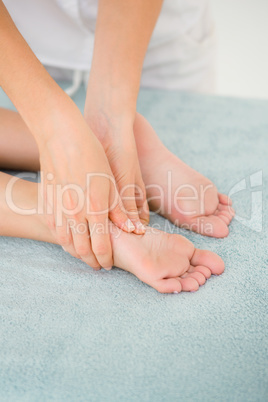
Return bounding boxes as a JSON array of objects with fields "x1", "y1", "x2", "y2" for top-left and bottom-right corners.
[
  {"x1": 124, "y1": 219, "x2": 135, "y2": 232},
  {"x1": 173, "y1": 291, "x2": 179, "y2": 294},
  {"x1": 134, "y1": 221, "x2": 146, "y2": 234},
  {"x1": 105, "y1": 266, "x2": 113, "y2": 271},
  {"x1": 62, "y1": 247, "x2": 67, "y2": 252}
]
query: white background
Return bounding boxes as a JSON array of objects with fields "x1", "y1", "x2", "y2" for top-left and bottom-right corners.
[{"x1": 211, "y1": 0, "x2": 268, "y2": 99}]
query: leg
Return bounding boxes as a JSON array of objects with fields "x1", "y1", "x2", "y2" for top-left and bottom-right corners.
[
  {"x1": 0, "y1": 108, "x2": 40, "y2": 171},
  {"x1": 0, "y1": 171, "x2": 224, "y2": 294},
  {"x1": 0, "y1": 108, "x2": 234, "y2": 238},
  {"x1": 134, "y1": 113, "x2": 235, "y2": 238}
]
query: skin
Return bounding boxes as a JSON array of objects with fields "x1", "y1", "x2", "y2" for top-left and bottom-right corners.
[
  {"x1": 0, "y1": 0, "x2": 234, "y2": 280},
  {"x1": 0, "y1": 166, "x2": 225, "y2": 294},
  {"x1": 0, "y1": 1, "x2": 137, "y2": 270},
  {"x1": 0, "y1": 108, "x2": 235, "y2": 239},
  {"x1": 84, "y1": 0, "x2": 233, "y2": 237},
  {"x1": 133, "y1": 114, "x2": 235, "y2": 238},
  {"x1": 84, "y1": 0, "x2": 164, "y2": 228},
  {"x1": 0, "y1": 109, "x2": 227, "y2": 293}
]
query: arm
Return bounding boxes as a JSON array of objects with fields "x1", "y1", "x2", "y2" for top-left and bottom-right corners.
[
  {"x1": 87, "y1": 0, "x2": 163, "y2": 116},
  {"x1": 0, "y1": 1, "x2": 131, "y2": 269},
  {"x1": 85, "y1": 0, "x2": 163, "y2": 227},
  {"x1": 0, "y1": 0, "x2": 67, "y2": 142}
]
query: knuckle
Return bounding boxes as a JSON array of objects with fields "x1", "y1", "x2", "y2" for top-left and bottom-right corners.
[
  {"x1": 57, "y1": 235, "x2": 71, "y2": 247},
  {"x1": 124, "y1": 202, "x2": 138, "y2": 213},
  {"x1": 89, "y1": 195, "x2": 106, "y2": 213},
  {"x1": 93, "y1": 243, "x2": 111, "y2": 257},
  {"x1": 69, "y1": 212, "x2": 81, "y2": 223},
  {"x1": 76, "y1": 244, "x2": 91, "y2": 257}
]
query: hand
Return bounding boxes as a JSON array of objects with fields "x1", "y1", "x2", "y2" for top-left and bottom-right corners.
[
  {"x1": 0, "y1": 0, "x2": 134, "y2": 268},
  {"x1": 83, "y1": 0, "x2": 162, "y2": 232},
  {"x1": 84, "y1": 105, "x2": 150, "y2": 233},
  {"x1": 37, "y1": 102, "x2": 133, "y2": 270}
]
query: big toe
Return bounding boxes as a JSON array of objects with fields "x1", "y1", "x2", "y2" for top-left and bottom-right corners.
[
  {"x1": 188, "y1": 215, "x2": 229, "y2": 238},
  {"x1": 191, "y1": 249, "x2": 225, "y2": 276}
]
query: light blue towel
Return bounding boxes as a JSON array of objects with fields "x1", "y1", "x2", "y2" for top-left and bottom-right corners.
[{"x1": 0, "y1": 85, "x2": 267, "y2": 401}]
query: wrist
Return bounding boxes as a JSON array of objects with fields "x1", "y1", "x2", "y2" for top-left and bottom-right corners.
[
  {"x1": 85, "y1": 72, "x2": 138, "y2": 118},
  {"x1": 84, "y1": 102, "x2": 135, "y2": 153},
  {"x1": 31, "y1": 89, "x2": 75, "y2": 145}
]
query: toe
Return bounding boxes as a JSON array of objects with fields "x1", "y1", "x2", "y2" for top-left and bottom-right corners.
[
  {"x1": 178, "y1": 277, "x2": 199, "y2": 292},
  {"x1": 218, "y1": 203, "x2": 235, "y2": 215},
  {"x1": 220, "y1": 211, "x2": 234, "y2": 224},
  {"x1": 187, "y1": 215, "x2": 229, "y2": 238},
  {"x1": 215, "y1": 210, "x2": 232, "y2": 225},
  {"x1": 153, "y1": 278, "x2": 182, "y2": 294},
  {"x1": 182, "y1": 271, "x2": 206, "y2": 286},
  {"x1": 191, "y1": 249, "x2": 225, "y2": 276},
  {"x1": 188, "y1": 265, "x2": 211, "y2": 279},
  {"x1": 216, "y1": 213, "x2": 230, "y2": 225},
  {"x1": 218, "y1": 193, "x2": 232, "y2": 206}
]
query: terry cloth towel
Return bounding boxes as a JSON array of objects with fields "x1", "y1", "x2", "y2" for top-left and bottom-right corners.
[{"x1": 0, "y1": 84, "x2": 267, "y2": 401}]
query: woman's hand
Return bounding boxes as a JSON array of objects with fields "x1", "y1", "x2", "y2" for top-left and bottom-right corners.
[
  {"x1": 37, "y1": 103, "x2": 134, "y2": 269},
  {"x1": 0, "y1": 4, "x2": 134, "y2": 269},
  {"x1": 84, "y1": 101, "x2": 150, "y2": 233},
  {"x1": 83, "y1": 0, "x2": 163, "y2": 232}
]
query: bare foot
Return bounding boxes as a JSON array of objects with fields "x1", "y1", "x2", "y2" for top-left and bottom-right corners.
[
  {"x1": 111, "y1": 225, "x2": 224, "y2": 293},
  {"x1": 134, "y1": 113, "x2": 235, "y2": 238},
  {"x1": 0, "y1": 173, "x2": 224, "y2": 294}
]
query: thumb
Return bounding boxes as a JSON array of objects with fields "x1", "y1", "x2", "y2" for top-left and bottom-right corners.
[{"x1": 108, "y1": 179, "x2": 136, "y2": 233}]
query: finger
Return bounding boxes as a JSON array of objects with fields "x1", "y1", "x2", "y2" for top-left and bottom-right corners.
[
  {"x1": 54, "y1": 186, "x2": 97, "y2": 264},
  {"x1": 118, "y1": 174, "x2": 145, "y2": 234},
  {"x1": 109, "y1": 183, "x2": 135, "y2": 233},
  {"x1": 135, "y1": 170, "x2": 150, "y2": 225},
  {"x1": 70, "y1": 217, "x2": 101, "y2": 270},
  {"x1": 87, "y1": 186, "x2": 113, "y2": 269},
  {"x1": 42, "y1": 180, "x2": 58, "y2": 241},
  {"x1": 55, "y1": 215, "x2": 81, "y2": 259},
  {"x1": 47, "y1": 186, "x2": 76, "y2": 255},
  {"x1": 88, "y1": 214, "x2": 113, "y2": 270}
]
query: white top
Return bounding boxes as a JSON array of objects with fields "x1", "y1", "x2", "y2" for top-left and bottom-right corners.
[{"x1": 4, "y1": 0, "x2": 216, "y2": 92}]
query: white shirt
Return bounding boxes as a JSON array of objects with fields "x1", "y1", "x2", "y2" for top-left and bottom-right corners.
[{"x1": 4, "y1": 0, "x2": 216, "y2": 92}]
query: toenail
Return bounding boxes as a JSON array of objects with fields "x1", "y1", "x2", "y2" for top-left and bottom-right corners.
[{"x1": 173, "y1": 291, "x2": 179, "y2": 294}]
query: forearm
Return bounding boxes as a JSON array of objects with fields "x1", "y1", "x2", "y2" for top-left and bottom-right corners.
[
  {"x1": 0, "y1": 1, "x2": 74, "y2": 146},
  {"x1": 86, "y1": 0, "x2": 163, "y2": 117}
]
